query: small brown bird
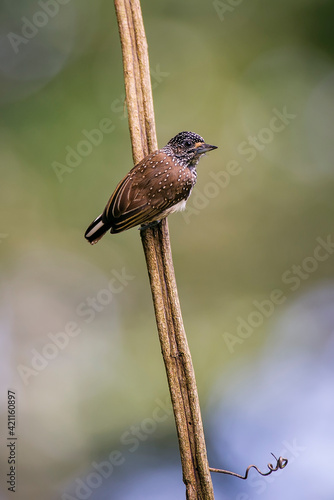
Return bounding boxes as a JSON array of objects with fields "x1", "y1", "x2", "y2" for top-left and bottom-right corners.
[{"x1": 85, "y1": 131, "x2": 217, "y2": 244}]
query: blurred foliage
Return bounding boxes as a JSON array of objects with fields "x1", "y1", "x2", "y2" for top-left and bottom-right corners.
[{"x1": 0, "y1": 0, "x2": 334, "y2": 498}]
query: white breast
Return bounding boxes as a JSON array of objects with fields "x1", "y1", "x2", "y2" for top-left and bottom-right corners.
[
  {"x1": 157, "y1": 199, "x2": 188, "y2": 221},
  {"x1": 171, "y1": 199, "x2": 187, "y2": 212}
]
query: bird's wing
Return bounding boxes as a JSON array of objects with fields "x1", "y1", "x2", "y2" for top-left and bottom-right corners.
[{"x1": 102, "y1": 151, "x2": 191, "y2": 233}]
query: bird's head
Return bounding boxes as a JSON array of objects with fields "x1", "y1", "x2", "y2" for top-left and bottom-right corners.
[{"x1": 166, "y1": 131, "x2": 217, "y2": 167}]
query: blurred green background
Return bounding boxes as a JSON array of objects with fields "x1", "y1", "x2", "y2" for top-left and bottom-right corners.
[{"x1": 1, "y1": 0, "x2": 334, "y2": 499}]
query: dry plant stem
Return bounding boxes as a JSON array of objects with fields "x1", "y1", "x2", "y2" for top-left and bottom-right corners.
[
  {"x1": 114, "y1": 1, "x2": 214, "y2": 498},
  {"x1": 209, "y1": 454, "x2": 288, "y2": 480}
]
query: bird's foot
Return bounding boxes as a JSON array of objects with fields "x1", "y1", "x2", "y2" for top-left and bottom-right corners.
[{"x1": 139, "y1": 220, "x2": 161, "y2": 231}]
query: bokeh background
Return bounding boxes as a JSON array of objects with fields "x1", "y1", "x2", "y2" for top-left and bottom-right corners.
[{"x1": 1, "y1": 0, "x2": 334, "y2": 499}]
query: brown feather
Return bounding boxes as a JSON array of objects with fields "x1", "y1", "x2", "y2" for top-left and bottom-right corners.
[{"x1": 102, "y1": 151, "x2": 195, "y2": 233}]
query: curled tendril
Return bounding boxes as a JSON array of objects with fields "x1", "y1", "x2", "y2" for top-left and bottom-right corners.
[{"x1": 209, "y1": 453, "x2": 288, "y2": 480}]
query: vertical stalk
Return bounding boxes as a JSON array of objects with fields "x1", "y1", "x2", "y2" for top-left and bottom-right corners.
[{"x1": 113, "y1": 1, "x2": 214, "y2": 498}]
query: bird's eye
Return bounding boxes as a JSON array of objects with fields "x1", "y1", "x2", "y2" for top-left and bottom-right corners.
[{"x1": 183, "y1": 140, "x2": 193, "y2": 148}]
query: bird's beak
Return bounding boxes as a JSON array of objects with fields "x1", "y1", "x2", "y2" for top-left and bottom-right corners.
[{"x1": 194, "y1": 142, "x2": 218, "y2": 153}]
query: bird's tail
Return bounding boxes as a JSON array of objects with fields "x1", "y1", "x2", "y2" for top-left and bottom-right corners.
[{"x1": 84, "y1": 214, "x2": 109, "y2": 245}]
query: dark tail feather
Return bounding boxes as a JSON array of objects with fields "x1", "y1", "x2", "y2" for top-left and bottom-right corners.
[{"x1": 85, "y1": 214, "x2": 109, "y2": 245}]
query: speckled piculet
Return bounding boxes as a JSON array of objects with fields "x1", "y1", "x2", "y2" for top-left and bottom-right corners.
[{"x1": 85, "y1": 131, "x2": 217, "y2": 244}]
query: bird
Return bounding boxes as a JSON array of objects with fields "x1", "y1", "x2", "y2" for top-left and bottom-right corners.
[{"x1": 85, "y1": 131, "x2": 217, "y2": 244}]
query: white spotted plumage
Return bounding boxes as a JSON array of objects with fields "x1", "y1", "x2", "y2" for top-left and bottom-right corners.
[{"x1": 85, "y1": 131, "x2": 217, "y2": 243}]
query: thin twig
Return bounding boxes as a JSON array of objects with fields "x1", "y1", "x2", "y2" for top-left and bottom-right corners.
[
  {"x1": 209, "y1": 454, "x2": 288, "y2": 479},
  {"x1": 113, "y1": 0, "x2": 214, "y2": 498}
]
